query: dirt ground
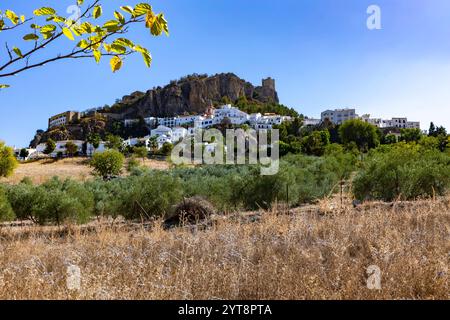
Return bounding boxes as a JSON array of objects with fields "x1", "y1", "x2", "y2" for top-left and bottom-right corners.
[{"x1": 0, "y1": 157, "x2": 170, "y2": 184}]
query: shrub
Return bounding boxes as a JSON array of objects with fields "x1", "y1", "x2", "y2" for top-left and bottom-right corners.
[
  {"x1": 0, "y1": 185, "x2": 14, "y2": 222},
  {"x1": 32, "y1": 178, "x2": 94, "y2": 225},
  {"x1": 127, "y1": 156, "x2": 140, "y2": 172},
  {"x1": 0, "y1": 141, "x2": 18, "y2": 177},
  {"x1": 7, "y1": 178, "x2": 94, "y2": 225},
  {"x1": 353, "y1": 143, "x2": 450, "y2": 201},
  {"x1": 112, "y1": 172, "x2": 183, "y2": 220},
  {"x1": 90, "y1": 149, "x2": 124, "y2": 179}
]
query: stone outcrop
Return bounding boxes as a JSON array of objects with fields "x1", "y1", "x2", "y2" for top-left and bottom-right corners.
[{"x1": 119, "y1": 73, "x2": 279, "y2": 118}]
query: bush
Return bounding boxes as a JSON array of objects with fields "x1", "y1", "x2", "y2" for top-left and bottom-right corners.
[
  {"x1": 90, "y1": 149, "x2": 124, "y2": 179},
  {"x1": 0, "y1": 141, "x2": 18, "y2": 177},
  {"x1": 127, "y1": 156, "x2": 140, "y2": 172},
  {"x1": 0, "y1": 185, "x2": 14, "y2": 222},
  {"x1": 353, "y1": 143, "x2": 450, "y2": 201},
  {"x1": 111, "y1": 172, "x2": 183, "y2": 220},
  {"x1": 7, "y1": 178, "x2": 94, "y2": 225}
]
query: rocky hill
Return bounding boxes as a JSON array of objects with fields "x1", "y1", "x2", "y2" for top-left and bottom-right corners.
[
  {"x1": 111, "y1": 73, "x2": 279, "y2": 118},
  {"x1": 30, "y1": 73, "x2": 283, "y2": 147}
]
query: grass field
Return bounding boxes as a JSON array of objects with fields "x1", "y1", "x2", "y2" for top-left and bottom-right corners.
[
  {"x1": 0, "y1": 196, "x2": 448, "y2": 300},
  {"x1": 0, "y1": 157, "x2": 170, "y2": 184}
]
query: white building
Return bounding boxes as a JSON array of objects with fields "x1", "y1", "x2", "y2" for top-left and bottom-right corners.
[
  {"x1": 150, "y1": 125, "x2": 173, "y2": 138},
  {"x1": 86, "y1": 142, "x2": 107, "y2": 156},
  {"x1": 302, "y1": 118, "x2": 321, "y2": 127},
  {"x1": 36, "y1": 140, "x2": 84, "y2": 158},
  {"x1": 321, "y1": 108, "x2": 358, "y2": 125},
  {"x1": 361, "y1": 114, "x2": 421, "y2": 129},
  {"x1": 172, "y1": 127, "x2": 188, "y2": 142},
  {"x1": 212, "y1": 104, "x2": 249, "y2": 125}
]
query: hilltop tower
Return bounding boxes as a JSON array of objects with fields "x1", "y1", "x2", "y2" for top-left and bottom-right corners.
[
  {"x1": 255, "y1": 77, "x2": 278, "y2": 103},
  {"x1": 262, "y1": 77, "x2": 275, "y2": 92}
]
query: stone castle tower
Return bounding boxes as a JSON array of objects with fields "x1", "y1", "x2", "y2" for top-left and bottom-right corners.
[
  {"x1": 262, "y1": 77, "x2": 276, "y2": 92},
  {"x1": 255, "y1": 77, "x2": 278, "y2": 103}
]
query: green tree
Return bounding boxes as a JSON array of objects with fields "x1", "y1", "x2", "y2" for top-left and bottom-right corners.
[
  {"x1": 301, "y1": 130, "x2": 330, "y2": 156},
  {"x1": 90, "y1": 149, "x2": 124, "y2": 179},
  {"x1": 133, "y1": 146, "x2": 148, "y2": 163},
  {"x1": 160, "y1": 142, "x2": 173, "y2": 156},
  {"x1": 0, "y1": 2, "x2": 169, "y2": 89},
  {"x1": 87, "y1": 133, "x2": 101, "y2": 150},
  {"x1": 44, "y1": 138, "x2": 56, "y2": 155},
  {"x1": 339, "y1": 119, "x2": 380, "y2": 152},
  {"x1": 0, "y1": 185, "x2": 14, "y2": 221},
  {"x1": 0, "y1": 141, "x2": 18, "y2": 177},
  {"x1": 428, "y1": 122, "x2": 436, "y2": 136},
  {"x1": 148, "y1": 136, "x2": 158, "y2": 153},
  {"x1": 384, "y1": 134, "x2": 398, "y2": 144},
  {"x1": 19, "y1": 148, "x2": 29, "y2": 159},
  {"x1": 400, "y1": 128, "x2": 422, "y2": 143},
  {"x1": 105, "y1": 134, "x2": 124, "y2": 151},
  {"x1": 65, "y1": 141, "x2": 78, "y2": 157}
]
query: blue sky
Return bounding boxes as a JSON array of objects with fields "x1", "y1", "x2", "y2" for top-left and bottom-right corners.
[{"x1": 1, "y1": 0, "x2": 450, "y2": 147}]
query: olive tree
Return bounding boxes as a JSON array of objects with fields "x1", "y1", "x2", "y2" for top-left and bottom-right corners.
[{"x1": 90, "y1": 149, "x2": 124, "y2": 179}]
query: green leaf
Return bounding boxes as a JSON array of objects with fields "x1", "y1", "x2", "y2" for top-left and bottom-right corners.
[
  {"x1": 93, "y1": 6, "x2": 102, "y2": 19},
  {"x1": 51, "y1": 16, "x2": 66, "y2": 23},
  {"x1": 62, "y1": 27, "x2": 75, "y2": 40},
  {"x1": 0, "y1": 84, "x2": 10, "y2": 89},
  {"x1": 93, "y1": 50, "x2": 101, "y2": 64},
  {"x1": 141, "y1": 51, "x2": 152, "y2": 68},
  {"x1": 133, "y1": 3, "x2": 153, "y2": 17},
  {"x1": 33, "y1": 7, "x2": 56, "y2": 16},
  {"x1": 77, "y1": 39, "x2": 90, "y2": 49},
  {"x1": 23, "y1": 33, "x2": 39, "y2": 41},
  {"x1": 120, "y1": 6, "x2": 134, "y2": 15},
  {"x1": 40, "y1": 24, "x2": 56, "y2": 33},
  {"x1": 13, "y1": 47, "x2": 23, "y2": 58},
  {"x1": 110, "y1": 44, "x2": 126, "y2": 54},
  {"x1": 114, "y1": 11, "x2": 125, "y2": 24},
  {"x1": 114, "y1": 38, "x2": 134, "y2": 48},
  {"x1": 110, "y1": 56, "x2": 122, "y2": 73},
  {"x1": 5, "y1": 10, "x2": 19, "y2": 25},
  {"x1": 103, "y1": 20, "x2": 121, "y2": 32}
]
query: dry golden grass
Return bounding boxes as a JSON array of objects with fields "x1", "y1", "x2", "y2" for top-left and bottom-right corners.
[
  {"x1": 0, "y1": 196, "x2": 448, "y2": 300},
  {"x1": 0, "y1": 157, "x2": 169, "y2": 184}
]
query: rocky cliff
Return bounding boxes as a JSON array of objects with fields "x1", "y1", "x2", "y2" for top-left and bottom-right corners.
[
  {"x1": 116, "y1": 73, "x2": 279, "y2": 118},
  {"x1": 30, "y1": 73, "x2": 280, "y2": 147}
]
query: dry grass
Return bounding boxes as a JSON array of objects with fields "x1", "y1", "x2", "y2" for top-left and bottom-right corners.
[
  {"x1": 0, "y1": 196, "x2": 448, "y2": 300},
  {"x1": 0, "y1": 157, "x2": 170, "y2": 184}
]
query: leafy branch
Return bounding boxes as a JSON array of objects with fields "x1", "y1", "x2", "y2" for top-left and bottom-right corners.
[{"x1": 0, "y1": 1, "x2": 168, "y2": 88}]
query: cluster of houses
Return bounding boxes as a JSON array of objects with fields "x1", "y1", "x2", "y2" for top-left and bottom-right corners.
[
  {"x1": 303, "y1": 108, "x2": 421, "y2": 129},
  {"x1": 14, "y1": 105, "x2": 421, "y2": 160}
]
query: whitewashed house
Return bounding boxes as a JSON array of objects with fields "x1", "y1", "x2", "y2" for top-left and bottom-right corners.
[
  {"x1": 157, "y1": 135, "x2": 172, "y2": 149},
  {"x1": 213, "y1": 104, "x2": 249, "y2": 125},
  {"x1": 151, "y1": 125, "x2": 173, "y2": 138},
  {"x1": 172, "y1": 127, "x2": 188, "y2": 142},
  {"x1": 321, "y1": 108, "x2": 358, "y2": 125}
]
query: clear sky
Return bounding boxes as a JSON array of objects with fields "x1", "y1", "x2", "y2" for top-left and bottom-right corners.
[{"x1": 1, "y1": 0, "x2": 450, "y2": 147}]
